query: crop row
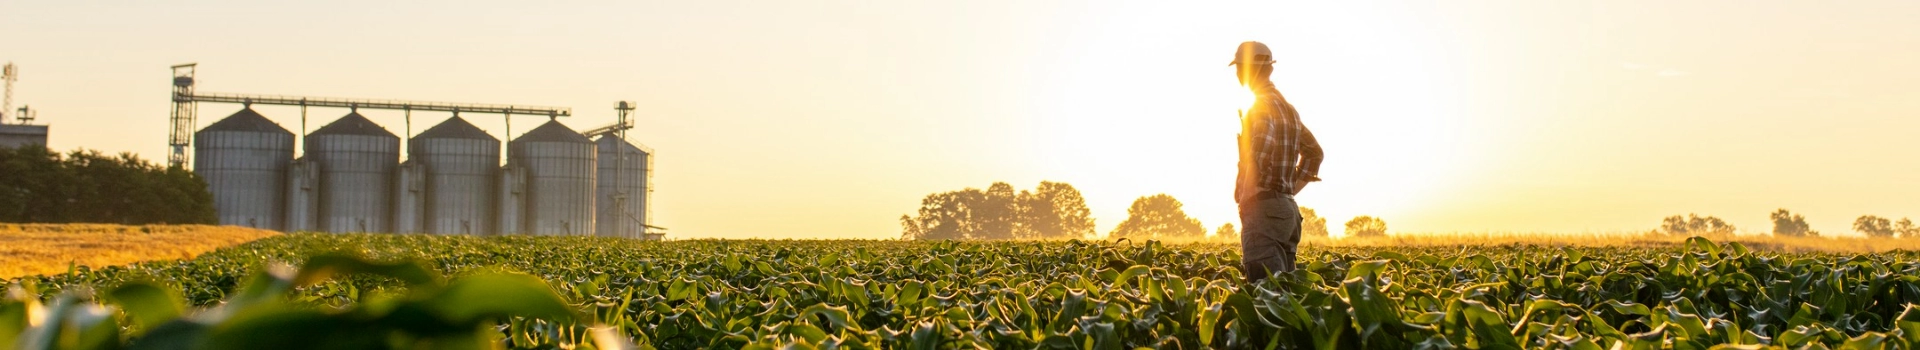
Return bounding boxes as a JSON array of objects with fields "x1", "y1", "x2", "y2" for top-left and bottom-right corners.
[{"x1": 8, "y1": 234, "x2": 1920, "y2": 349}]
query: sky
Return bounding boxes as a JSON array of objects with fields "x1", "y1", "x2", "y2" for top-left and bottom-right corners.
[{"x1": 3, "y1": 1, "x2": 1917, "y2": 239}]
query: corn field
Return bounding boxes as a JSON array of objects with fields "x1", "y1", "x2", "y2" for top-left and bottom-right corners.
[{"x1": 6, "y1": 234, "x2": 1920, "y2": 349}]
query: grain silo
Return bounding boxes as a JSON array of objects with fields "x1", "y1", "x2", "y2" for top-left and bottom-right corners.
[
  {"x1": 285, "y1": 158, "x2": 318, "y2": 232},
  {"x1": 305, "y1": 112, "x2": 398, "y2": 233},
  {"x1": 497, "y1": 165, "x2": 527, "y2": 235},
  {"x1": 594, "y1": 135, "x2": 649, "y2": 238},
  {"x1": 411, "y1": 116, "x2": 499, "y2": 235},
  {"x1": 391, "y1": 161, "x2": 424, "y2": 233},
  {"x1": 192, "y1": 108, "x2": 292, "y2": 230},
  {"x1": 508, "y1": 120, "x2": 594, "y2": 235}
]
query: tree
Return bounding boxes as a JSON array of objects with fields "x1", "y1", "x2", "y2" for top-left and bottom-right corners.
[
  {"x1": 1215, "y1": 223, "x2": 1238, "y2": 241},
  {"x1": 1110, "y1": 194, "x2": 1205, "y2": 239},
  {"x1": 1345, "y1": 216, "x2": 1387, "y2": 237},
  {"x1": 0, "y1": 146, "x2": 69, "y2": 222},
  {"x1": 1300, "y1": 207, "x2": 1329, "y2": 237},
  {"x1": 1769, "y1": 209, "x2": 1816, "y2": 237},
  {"x1": 1898, "y1": 218, "x2": 1919, "y2": 238},
  {"x1": 1855, "y1": 215, "x2": 1895, "y2": 237},
  {"x1": 1660, "y1": 214, "x2": 1735, "y2": 236},
  {"x1": 901, "y1": 189, "x2": 985, "y2": 240},
  {"x1": 975, "y1": 182, "x2": 1019, "y2": 240},
  {"x1": 0, "y1": 146, "x2": 214, "y2": 224},
  {"x1": 901, "y1": 181, "x2": 1095, "y2": 240},
  {"x1": 1019, "y1": 181, "x2": 1096, "y2": 239}
]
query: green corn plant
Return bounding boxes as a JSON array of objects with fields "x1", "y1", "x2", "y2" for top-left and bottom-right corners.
[
  {"x1": 4, "y1": 252, "x2": 621, "y2": 350},
  {"x1": 9, "y1": 234, "x2": 1920, "y2": 348}
]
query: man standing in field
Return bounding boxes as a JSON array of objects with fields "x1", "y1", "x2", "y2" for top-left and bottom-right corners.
[{"x1": 1231, "y1": 41, "x2": 1324, "y2": 283}]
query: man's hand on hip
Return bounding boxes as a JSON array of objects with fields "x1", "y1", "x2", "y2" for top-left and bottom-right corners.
[{"x1": 1291, "y1": 175, "x2": 1320, "y2": 195}]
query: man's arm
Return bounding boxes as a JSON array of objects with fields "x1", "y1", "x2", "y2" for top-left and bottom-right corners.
[
  {"x1": 1297, "y1": 125, "x2": 1324, "y2": 179},
  {"x1": 1289, "y1": 124, "x2": 1323, "y2": 193}
]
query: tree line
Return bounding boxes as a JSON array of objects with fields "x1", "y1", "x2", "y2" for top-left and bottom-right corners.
[
  {"x1": 899, "y1": 181, "x2": 1097, "y2": 240},
  {"x1": 0, "y1": 146, "x2": 216, "y2": 225},
  {"x1": 1661, "y1": 209, "x2": 1918, "y2": 238},
  {"x1": 902, "y1": 184, "x2": 1381, "y2": 240},
  {"x1": 904, "y1": 185, "x2": 1918, "y2": 239}
]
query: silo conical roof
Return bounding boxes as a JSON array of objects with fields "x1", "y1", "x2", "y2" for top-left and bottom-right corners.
[
  {"x1": 595, "y1": 135, "x2": 651, "y2": 155},
  {"x1": 513, "y1": 120, "x2": 590, "y2": 144},
  {"x1": 201, "y1": 108, "x2": 291, "y2": 134},
  {"x1": 310, "y1": 112, "x2": 395, "y2": 137},
  {"x1": 416, "y1": 116, "x2": 497, "y2": 141}
]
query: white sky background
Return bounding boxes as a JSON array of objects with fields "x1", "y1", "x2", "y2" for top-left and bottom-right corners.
[{"x1": 3, "y1": 1, "x2": 1916, "y2": 238}]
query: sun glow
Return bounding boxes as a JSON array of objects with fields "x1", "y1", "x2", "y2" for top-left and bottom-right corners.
[{"x1": 1023, "y1": 2, "x2": 1471, "y2": 237}]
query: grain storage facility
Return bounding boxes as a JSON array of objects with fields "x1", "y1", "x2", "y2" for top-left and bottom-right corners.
[
  {"x1": 305, "y1": 112, "x2": 399, "y2": 233},
  {"x1": 497, "y1": 165, "x2": 528, "y2": 235},
  {"x1": 594, "y1": 135, "x2": 650, "y2": 238},
  {"x1": 391, "y1": 160, "x2": 425, "y2": 234},
  {"x1": 193, "y1": 108, "x2": 293, "y2": 230},
  {"x1": 411, "y1": 116, "x2": 500, "y2": 235},
  {"x1": 284, "y1": 158, "x2": 319, "y2": 232},
  {"x1": 509, "y1": 120, "x2": 596, "y2": 236},
  {"x1": 170, "y1": 64, "x2": 659, "y2": 238}
]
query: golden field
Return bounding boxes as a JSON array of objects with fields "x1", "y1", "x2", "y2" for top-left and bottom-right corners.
[{"x1": 0, "y1": 224, "x2": 279, "y2": 279}]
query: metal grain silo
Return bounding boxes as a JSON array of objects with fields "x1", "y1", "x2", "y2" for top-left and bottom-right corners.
[
  {"x1": 392, "y1": 161, "x2": 424, "y2": 233},
  {"x1": 497, "y1": 165, "x2": 527, "y2": 235},
  {"x1": 594, "y1": 135, "x2": 650, "y2": 238},
  {"x1": 285, "y1": 158, "x2": 318, "y2": 232},
  {"x1": 305, "y1": 112, "x2": 398, "y2": 233},
  {"x1": 193, "y1": 108, "x2": 292, "y2": 230},
  {"x1": 411, "y1": 116, "x2": 498, "y2": 235},
  {"x1": 508, "y1": 120, "x2": 594, "y2": 236}
]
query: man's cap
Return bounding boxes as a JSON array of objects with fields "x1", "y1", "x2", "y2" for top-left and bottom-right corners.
[{"x1": 1228, "y1": 41, "x2": 1276, "y2": 66}]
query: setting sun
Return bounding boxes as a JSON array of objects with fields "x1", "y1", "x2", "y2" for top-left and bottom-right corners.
[{"x1": 1027, "y1": 2, "x2": 1464, "y2": 237}]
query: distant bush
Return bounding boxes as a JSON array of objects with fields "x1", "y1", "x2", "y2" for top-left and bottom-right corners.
[
  {"x1": 0, "y1": 146, "x2": 215, "y2": 225},
  {"x1": 1770, "y1": 209, "x2": 1817, "y2": 237},
  {"x1": 1110, "y1": 194, "x2": 1206, "y2": 239},
  {"x1": 1344, "y1": 216, "x2": 1388, "y2": 237},
  {"x1": 1301, "y1": 207, "x2": 1329, "y2": 237},
  {"x1": 1215, "y1": 223, "x2": 1238, "y2": 241},
  {"x1": 1661, "y1": 213, "x2": 1734, "y2": 236},
  {"x1": 1854, "y1": 215, "x2": 1895, "y2": 237}
]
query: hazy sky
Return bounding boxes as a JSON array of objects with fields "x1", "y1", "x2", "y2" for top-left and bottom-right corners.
[{"x1": 5, "y1": 1, "x2": 1916, "y2": 238}]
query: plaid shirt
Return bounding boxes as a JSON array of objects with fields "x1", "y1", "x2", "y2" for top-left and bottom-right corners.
[{"x1": 1236, "y1": 82, "x2": 1324, "y2": 203}]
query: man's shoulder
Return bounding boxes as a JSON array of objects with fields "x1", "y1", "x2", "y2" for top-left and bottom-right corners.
[
  {"x1": 1253, "y1": 85, "x2": 1289, "y2": 106},
  {"x1": 1250, "y1": 93, "x2": 1291, "y2": 116}
]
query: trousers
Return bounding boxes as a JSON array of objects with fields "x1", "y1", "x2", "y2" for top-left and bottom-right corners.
[{"x1": 1240, "y1": 193, "x2": 1301, "y2": 283}]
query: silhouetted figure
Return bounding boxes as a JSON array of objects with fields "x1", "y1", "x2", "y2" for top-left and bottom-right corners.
[{"x1": 1231, "y1": 41, "x2": 1324, "y2": 283}]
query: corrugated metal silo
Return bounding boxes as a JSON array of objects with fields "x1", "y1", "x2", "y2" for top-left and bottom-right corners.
[
  {"x1": 192, "y1": 108, "x2": 292, "y2": 230},
  {"x1": 497, "y1": 165, "x2": 527, "y2": 235},
  {"x1": 305, "y1": 112, "x2": 399, "y2": 233},
  {"x1": 285, "y1": 158, "x2": 318, "y2": 232},
  {"x1": 508, "y1": 120, "x2": 594, "y2": 236},
  {"x1": 594, "y1": 135, "x2": 650, "y2": 238},
  {"x1": 392, "y1": 161, "x2": 424, "y2": 233},
  {"x1": 411, "y1": 116, "x2": 499, "y2": 235}
]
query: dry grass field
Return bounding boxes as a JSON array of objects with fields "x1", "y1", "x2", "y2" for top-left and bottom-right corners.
[{"x1": 0, "y1": 224, "x2": 279, "y2": 279}]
